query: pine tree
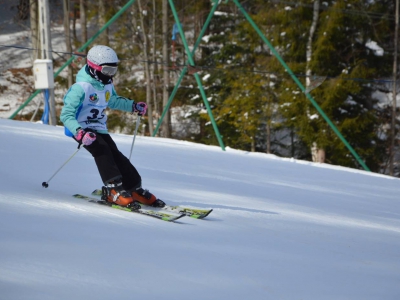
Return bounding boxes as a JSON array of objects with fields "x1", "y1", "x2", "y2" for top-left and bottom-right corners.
[{"x1": 196, "y1": 1, "x2": 284, "y2": 152}]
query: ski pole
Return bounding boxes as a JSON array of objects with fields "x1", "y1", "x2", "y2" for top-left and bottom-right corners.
[
  {"x1": 129, "y1": 115, "x2": 141, "y2": 160},
  {"x1": 42, "y1": 147, "x2": 82, "y2": 188}
]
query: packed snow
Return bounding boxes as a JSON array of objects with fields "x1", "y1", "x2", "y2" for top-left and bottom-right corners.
[{"x1": 0, "y1": 118, "x2": 399, "y2": 300}]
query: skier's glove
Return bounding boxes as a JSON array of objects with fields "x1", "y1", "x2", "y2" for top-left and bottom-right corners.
[
  {"x1": 133, "y1": 102, "x2": 147, "y2": 116},
  {"x1": 75, "y1": 128, "x2": 96, "y2": 146}
]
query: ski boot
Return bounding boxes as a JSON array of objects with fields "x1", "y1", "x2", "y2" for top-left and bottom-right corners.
[
  {"x1": 131, "y1": 188, "x2": 166, "y2": 207},
  {"x1": 102, "y1": 180, "x2": 137, "y2": 207}
]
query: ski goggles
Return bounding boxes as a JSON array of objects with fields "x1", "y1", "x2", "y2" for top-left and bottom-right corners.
[{"x1": 87, "y1": 60, "x2": 118, "y2": 76}]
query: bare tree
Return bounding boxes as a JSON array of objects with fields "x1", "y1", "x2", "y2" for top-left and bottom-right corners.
[
  {"x1": 137, "y1": 0, "x2": 154, "y2": 134},
  {"x1": 306, "y1": 0, "x2": 324, "y2": 163},
  {"x1": 17, "y1": 0, "x2": 30, "y2": 20},
  {"x1": 63, "y1": 0, "x2": 73, "y2": 86},
  {"x1": 265, "y1": 74, "x2": 274, "y2": 154},
  {"x1": 71, "y1": 1, "x2": 78, "y2": 42},
  {"x1": 80, "y1": 0, "x2": 87, "y2": 52},
  {"x1": 390, "y1": 0, "x2": 399, "y2": 176},
  {"x1": 161, "y1": 0, "x2": 171, "y2": 137},
  {"x1": 98, "y1": 0, "x2": 109, "y2": 45},
  {"x1": 151, "y1": 0, "x2": 160, "y2": 127},
  {"x1": 30, "y1": 0, "x2": 39, "y2": 62}
]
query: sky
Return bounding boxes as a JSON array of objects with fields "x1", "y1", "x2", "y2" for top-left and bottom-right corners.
[{"x1": 0, "y1": 118, "x2": 400, "y2": 300}]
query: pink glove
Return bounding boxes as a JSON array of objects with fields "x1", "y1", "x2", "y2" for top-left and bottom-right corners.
[
  {"x1": 75, "y1": 129, "x2": 96, "y2": 146},
  {"x1": 133, "y1": 102, "x2": 147, "y2": 116}
]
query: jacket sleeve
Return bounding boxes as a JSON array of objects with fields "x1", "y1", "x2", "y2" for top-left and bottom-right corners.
[
  {"x1": 107, "y1": 86, "x2": 135, "y2": 112},
  {"x1": 60, "y1": 84, "x2": 85, "y2": 135}
]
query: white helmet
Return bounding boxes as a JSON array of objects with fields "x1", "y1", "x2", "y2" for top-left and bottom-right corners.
[{"x1": 87, "y1": 45, "x2": 119, "y2": 66}]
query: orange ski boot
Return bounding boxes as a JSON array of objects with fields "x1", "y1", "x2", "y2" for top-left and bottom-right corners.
[
  {"x1": 131, "y1": 188, "x2": 165, "y2": 207},
  {"x1": 102, "y1": 181, "x2": 137, "y2": 207}
]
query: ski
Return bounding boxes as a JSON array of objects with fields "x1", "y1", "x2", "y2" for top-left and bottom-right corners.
[
  {"x1": 92, "y1": 189, "x2": 213, "y2": 219},
  {"x1": 73, "y1": 194, "x2": 185, "y2": 222}
]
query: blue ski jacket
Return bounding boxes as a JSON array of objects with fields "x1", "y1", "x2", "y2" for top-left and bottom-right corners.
[{"x1": 60, "y1": 65, "x2": 134, "y2": 136}]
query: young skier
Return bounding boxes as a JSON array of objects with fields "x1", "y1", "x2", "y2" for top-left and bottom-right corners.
[{"x1": 60, "y1": 45, "x2": 164, "y2": 209}]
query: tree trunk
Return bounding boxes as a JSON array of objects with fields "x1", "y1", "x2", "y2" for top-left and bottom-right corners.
[
  {"x1": 161, "y1": 0, "x2": 171, "y2": 137},
  {"x1": 131, "y1": 4, "x2": 139, "y2": 44},
  {"x1": 17, "y1": 0, "x2": 29, "y2": 20},
  {"x1": 80, "y1": 0, "x2": 87, "y2": 52},
  {"x1": 72, "y1": 2, "x2": 78, "y2": 42},
  {"x1": 151, "y1": 0, "x2": 159, "y2": 130},
  {"x1": 266, "y1": 121, "x2": 271, "y2": 154},
  {"x1": 306, "y1": 0, "x2": 324, "y2": 163},
  {"x1": 30, "y1": 0, "x2": 39, "y2": 62},
  {"x1": 63, "y1": 0, "x2": 73, "y2": 86},
  {"x1": 265, "y1": 74, "x2": 272, "y2": 154},
  {"x1": 99, "y1": 0, "x2": 109, "y2": 45},
  {"x1": 291, "y1": 128, "x2": 295, "y2": 158},
  {"x1": 137, "y1": 0, "x2": 154, "y2": 135},
  {"x1": 390, "y1": 0, "x2": 399, "y2": 176}
]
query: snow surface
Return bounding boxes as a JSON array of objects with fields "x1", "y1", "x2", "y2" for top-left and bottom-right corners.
[{"x1": 0, "y1": 118, "x2": 400, "y2": 300}]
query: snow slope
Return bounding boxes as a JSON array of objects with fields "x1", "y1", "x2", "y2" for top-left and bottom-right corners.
[{"x1": 0, "y1": 118, "x2": 399, "y2": 300}]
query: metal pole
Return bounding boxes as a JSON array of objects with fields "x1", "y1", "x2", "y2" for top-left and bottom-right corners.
[
  {"x1": 42, "y1": 147, "x2": 82, "y2": 188},
  {"x1": 129, "y1": 116, "x2": 141, "y2": 160}
]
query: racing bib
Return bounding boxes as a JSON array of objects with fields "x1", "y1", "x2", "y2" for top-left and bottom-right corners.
[{"x1": 75, "y1": 82, "x2": 113, "y2": 132}]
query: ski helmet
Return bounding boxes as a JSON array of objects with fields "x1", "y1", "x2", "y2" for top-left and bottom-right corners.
[{"x1": 87, "y1": 45, "x2": 119, "y2": 76}]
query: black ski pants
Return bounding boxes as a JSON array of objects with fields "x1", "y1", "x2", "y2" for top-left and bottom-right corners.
[{"x1": 81, "y1": 132, "x2": 141, "y2": 190}]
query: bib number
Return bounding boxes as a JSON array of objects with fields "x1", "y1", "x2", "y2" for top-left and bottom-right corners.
[{"x1": 87, "y1": 109, "x2": 105, "y2": 121}]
